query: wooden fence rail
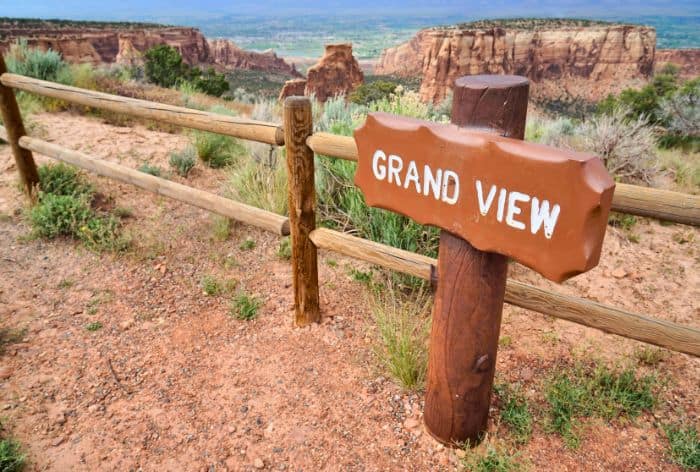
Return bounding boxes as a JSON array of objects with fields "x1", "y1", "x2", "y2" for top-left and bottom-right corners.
[
  {"x1": 0, "y1": 126, "x2": 290, "y2": 235},
  {"x1": 1, "y1": 72, "x2": 698, "y2": 359}
]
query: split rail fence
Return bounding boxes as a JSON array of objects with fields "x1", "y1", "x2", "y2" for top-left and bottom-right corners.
[{"x1": 1, "y1": 66, "x2": 699, "y2": 358}]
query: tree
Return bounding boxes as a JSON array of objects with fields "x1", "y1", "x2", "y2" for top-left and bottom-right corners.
[
  {"x1": 191, "y1": 67, "x2": 230, "y2": 97},
  {"x1": 144, "y1": 45, "x2": 186, "y2": 88}
]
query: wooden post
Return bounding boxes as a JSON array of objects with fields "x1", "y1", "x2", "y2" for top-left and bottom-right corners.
[
  {"x1": 283, "y1": 96, "x2": 320, "y2": 326},
  {"x1": 423, "y1": 75, "x2": 529, "y2": 446},
  {"x1": 0, "y1": 54, "x2": 39, "y2": 201}
]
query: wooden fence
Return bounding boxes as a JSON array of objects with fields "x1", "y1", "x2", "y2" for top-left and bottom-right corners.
[{"x1": 1, "y1": 68, "x2": 699, "y2": 358}]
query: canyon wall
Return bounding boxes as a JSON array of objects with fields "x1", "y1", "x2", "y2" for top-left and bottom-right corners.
[
  {"x1": 376, "y1": 22, "x2": 657, "y2": 103},
  {"x1": 655, "y1": 49, "x2": 700, "y2": 79},
  {"x1": 0, "y1": 21, "x2": 299, "y2": 76}
]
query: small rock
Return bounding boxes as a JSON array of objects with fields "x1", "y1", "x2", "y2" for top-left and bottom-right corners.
[
  {"x1": 403, "y1": 418, "x2": 420, "y2": 429},
  {"x1": 88, "y1": 404, "x2": 101, "y2": 414},
  {"x1": 0, "y1": 366, "x2": 13, "y2": 380},
  {"x1": 120, "y1": 319, "x2": 133, "y2": 331},
  {"x1": 612, "y1": 267, "x2": 627, "y2": 278},
  {"x1": 253, "y1": 458, "x2": 265, "y2": 469},
  {"x1": 227, "y1": 425, "x2": 237, "y2": 434},
  {"x1": 51, "y1": 436, "x2": 65, "y2": 447}
]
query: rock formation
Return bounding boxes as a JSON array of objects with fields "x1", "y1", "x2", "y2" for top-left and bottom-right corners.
[
  {"x1": 0, "y1": 19, "x2": 298, "y2": 76},
  {"x1": 278, "y1": 78, "x2": 307, "y2": 101},
  {"x1": 376, "y1": 20, "x2": 657, "y2": 103},
  {"x1": 655, "y1": 49, "x2": 700, "y2": 79},
  {"x1": 305, "y1": 44, "x2": 364, "y2": 102}
]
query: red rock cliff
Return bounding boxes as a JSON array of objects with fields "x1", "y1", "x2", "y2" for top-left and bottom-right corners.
[
  {"x1": 376, "y1": 21, "x2": 657, "y2": 103},
  {"x1": 0, "y1": 20, "x2": 298, "y2": 75},
  {"x1": 655, "y1": 49, "x2": 700, "y2": 79}
]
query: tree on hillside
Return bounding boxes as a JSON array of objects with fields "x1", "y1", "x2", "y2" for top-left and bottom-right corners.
[
  {"x1": 191, "y1": 67, "x2": 230, "y2": 97},
  {"x1": 144, "y1": 44, "x2": 187, "y2": 88}
]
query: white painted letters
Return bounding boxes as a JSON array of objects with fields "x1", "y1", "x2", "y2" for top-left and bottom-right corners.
[
  {"x1": 506, "y1": 191, "x2": 530, "y2": 230},
  {"x1": 388, "y1": 154, "x2": 403, "y2": 186},
  {"x1": 372, "y1": 150, "x2": 387, "y2": 181},
  {"x1": 403, "y1": 160, "x2": 421, "y2": 193},
  {"x1": 531, "y1": 197, "x2": 561, "y2": 239},
  {"x1": 476, "y1": 180, "x2": 497, "y2": 216},
  {"x1": 423, "y1": 165, "x2": 442, "y2": 200},
  {"x1": 441, "y1": 170, "x2": 460, "y2": 205}
]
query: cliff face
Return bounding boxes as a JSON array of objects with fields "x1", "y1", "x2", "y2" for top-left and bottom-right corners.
[
  {"x1": 655, "y1": 49, "x2": 700, "y2": 79},
  {"x1": 305, "y1": 43, "x2": 364, "y2": 102},
  {"x1": 377, "y1": 23, "x2": 657, "y2": 103},
  {"x1": 0, "y1": 22, "x2": 298, "y2": 76}
]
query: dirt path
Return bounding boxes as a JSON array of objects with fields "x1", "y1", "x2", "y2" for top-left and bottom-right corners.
[{"x1": 0, "y1": 112, "x2": 698, "y2": 471}]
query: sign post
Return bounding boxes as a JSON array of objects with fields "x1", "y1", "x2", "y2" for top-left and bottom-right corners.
[{"x1": 353, "y1": 75, "x2": 615, "y2": 445}]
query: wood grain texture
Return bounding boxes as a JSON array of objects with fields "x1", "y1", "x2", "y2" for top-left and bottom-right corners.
[
  {"x1": 283, "y1": 97, "x2": 320, "y2": 326},
  {"x1": 424, "y1": 75, "x2": 529, "y2": 446},
  {"x1": 16, "y1": 133, "x2": 290, "y2": 235},
  {"x1": 306, "y1": 135, "x2": 698, "y2": 227},
  {"x1": 306, "y1": 225, "x2": 700, "y2": 357},
  {"x1": 0, "y1": 59, "x2": 39, "y2": 200},
  {"x1": 1, "y1": 73, "x2": 285, "y2": 146}
]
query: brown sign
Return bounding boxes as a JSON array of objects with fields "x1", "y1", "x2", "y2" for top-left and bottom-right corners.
[{"x1": 353, "y1": 112, "x2": 615, "y2": 282}]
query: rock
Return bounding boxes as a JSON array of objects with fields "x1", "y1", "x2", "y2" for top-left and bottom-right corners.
[
  {"x1": 209, "y1": 39, "x2": 301, "y2": 76},
  {"x1": 278, "y1": 78, "x2": 307, "y2": 101},
  {"x1": 655, "y1": 49, "x2": 700, "y2": 79},
  {"x1": 51, "y1": 436, "x2": 65, "y2": 447},
  {"x1": 612, "y1": 267, "x2": 628, "y2": 278},
  {"x1": 253, "y1": 458, "x2": 265, "y2": 469},
  {"x1": 305, "y1": 44, "x2": 364, "y2": 102},
  {"x1": 376, "y1": 20, "x2": 656, "y2": 104},
  {"x1": 403, "y1": 418, "x2": 420, "y2": 429},
  {"x1": 120, "y1": 319, "x2": 133, "y2": 331},
  {"x1": 0, "y1": 366, "x2": 13, "y2": 380}
]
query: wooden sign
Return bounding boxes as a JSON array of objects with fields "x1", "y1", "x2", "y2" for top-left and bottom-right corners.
[{"x1": 354, "y1": 112, "x2": 615, "y2": 282}]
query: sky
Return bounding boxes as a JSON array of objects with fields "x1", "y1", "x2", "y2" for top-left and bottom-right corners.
[{"x1": 2, "y1": 0, "x2": 699, "y2": 21}]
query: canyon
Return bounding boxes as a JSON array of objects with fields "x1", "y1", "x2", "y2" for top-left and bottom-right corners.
[
  {"x1": 0, "y1": 19, "x2": 300, "y2": 77},
  {"x1": 376, "y1": 19, "x2": 694, "y2": 103}
]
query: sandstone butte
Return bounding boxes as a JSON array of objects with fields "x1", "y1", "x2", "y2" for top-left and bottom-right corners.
[
  {"x1": 0, "y1": 20, "x2": 301, "y2": 77},
  {"x1": 376, "y1": 19, "x2": 697, "y2": 104},
  {"x1": 279, "y1": 43, "x2": 364, "y2": 102}
]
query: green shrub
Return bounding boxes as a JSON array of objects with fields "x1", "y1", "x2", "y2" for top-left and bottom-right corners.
[
  {"x1": 38, "y1": 163, "x2": 92, "y2": 197},
  {"x1": 190, "y1": 67, "x2": 229, "y2": 97},
  {"x1": 5, "y1": 39, "x2": 67, "y2": 82},
  {"x1": 230, "y1": 292, "x2": 262, "y2": 321},
  {"x1": 144, "y1": 44, "x2": 187, "y2": 88},
  {"x1": 349, "y1": 80, "x2": 397, "y2": 106},
  {"x1": 201, "y1": 275, "x2": 222, "y2": 296},
  {"x1": 169, "y1": 146, "x2": 197, "y2": 177},
  {"x1": 460, "y1": 445, "x2": 520, "y2": 472},
  {"x1": 29, "y1": 193, "x2": 93, "y2": 239},
  {"x1": 495, "y1": 383, "x2": 533, "y2": 443},
  {"x1": 0, "y1": 438, "x2": 25, "y2": 472},
  {"x1": 85, "y1": 321, "x2": 103, "y2": 331},
  {"x1": 193, "y1": 131, "x2": 244, "y2": 168},
  {"x1": 664, "y1": 423, "x2": 700, "y2": 470},
  {"x1": 277, "y1": 237, "x2": 291, "y2": 260}
]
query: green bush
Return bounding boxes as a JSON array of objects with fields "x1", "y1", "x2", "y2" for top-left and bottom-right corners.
[
  {"x1": 29, "y1": 193, "x2": 93, "y2": 239},
  {"x1": 169, "y1": 146, "x2": 197, "y2": 177},
  {"x1": 230, "y1": 292, "x2": 262, "y2": 321},
  {"x1": 38, "y1": 163, "x2": 93, "y2": 197},
  {"x1": 0, "y1": 438, "x2": 25, "y2": 472},
  {"x1": 137, "y1": 163, "x2": 162, "y2": 176},
  {"x1": 144, "y1": 44, "x2": 187, "y2": 88},
  {"x1": 193, "y1": 131, "x2": 245, "y2": 168},
  {"x1": 190, "y1": 67, "x2": 229, "y2": 97},
  {"x1": 349, "y1": 80, "x2": 397, "y2": 106},
  {"x1": 5, "y1": 39, "x2": 67, "y2": 82}
]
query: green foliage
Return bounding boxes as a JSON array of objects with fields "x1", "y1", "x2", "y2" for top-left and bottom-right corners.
[
  {"x1": 201, "y1": 275, "x2": 223, "y2": 296},
  {"x1": 0, "y1": 438, "x2": 25, "y2": 472},
  {"x1": 608, "y1": 212, "x2": 637, "y2": 231},
  {"x1": 169, "y1": 146, "x2": 197, "y2": 177},
  {"x1": 144, "y1": 44, "x2": 187, "y2": 88},
  {"x1": 495, "y1": 383, "x2": 532, "y2": 443},
  {"x1": 277, "y1": 237, "x2": 291, "y2": 260},
  {"x1": 211, "y1": 216, "x2": 231, "y2": 241},
  {"x1": 664, "y1": 423, "x2": 700, "y2": 470},
  {"x1": 239, "y1": 238, "x2": 256, "y2": 250},
  {"x1": 137, "y1": 163, "x2": 162, "y2": 176},
  {"x1": 84, "y1": 321, "x2": 103, "y2": 331},
  {"x1": 193, "y1": 131, "x2": 245, "y2": 168},
  {"x1": 29, "y1": 164, "x2": 127, "y2": 251},
  {"x1": 545, "y1": 363, "x2": 657, "y2": 448},
  {"x1": 5, "y1": 39, "x2": 67, "y2": 82},
  {"x1": 349, "y1": 80, "x2": 397, "y2": 105},
  {"x1": 371, "y1": 285, "x2": 431, "y2": 391},
  {"x1": 226, "y1": 156, "x2": 288, "y2": 214},
  {"x1": 460, "y1": 444, "x2": 521, "y2": 472},
  {"x1": 190, "y1": 67, "x2": 229, "y2": 97},
  {"x1": 230, "y1": 292, "x2": 262, "y2": 321},
  {"x1": 38, "y1": 163, "x2": 93, "y2": 197}
]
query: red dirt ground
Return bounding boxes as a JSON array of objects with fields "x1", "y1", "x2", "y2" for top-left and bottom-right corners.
[{"x1": 0, "y1": 112, "x2": 698, "y2": 471}]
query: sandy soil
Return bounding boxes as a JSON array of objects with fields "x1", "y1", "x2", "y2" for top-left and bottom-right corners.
[{"x1": 0, "y1": 111, "x2": 698, "y2": 471}]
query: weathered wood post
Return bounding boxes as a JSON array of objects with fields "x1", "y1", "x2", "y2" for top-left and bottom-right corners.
[
  {"x1": 423, "y1": 75, "x2": 529, "y2": 445},
  {"x1": 0, "y1": 53, "x2": 39, "y2": 201},
  {"x1": 283, "y1": 96, "x2": 321, "y2": 326}
]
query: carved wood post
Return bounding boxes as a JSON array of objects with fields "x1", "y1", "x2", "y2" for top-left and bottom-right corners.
[
  {"x1": 0, "y1": 53, "x2": 39, "y2": 201},
  {"x1": 283, "y1": 96, "x2": 320, "y2": 326},
  {"x1": 423, "y1": 75, "x2": 529, "y2": 446}
]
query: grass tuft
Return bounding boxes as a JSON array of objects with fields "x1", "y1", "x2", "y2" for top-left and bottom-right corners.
[
  {"x1": 193, "y1": 131, "x2": 245, "y2": 168},
  {"x1": 495, "y1": 383, "x2": 532, "y2": 443},
  {"x1": 85, "y1": 321, "x2": 103, "y2": 332},
  {"x1": 545, "y1": 362, "x2": 657, "y2": 448},
  {"x1": 370, "y1": 284, "x2": 431, "y2": 391},
  {"x1": 169, "y1": 146, "x2": 197, "y2": 177},
  {"x1": 137, "y1": 163, "x2": 162, "y2": 177},
  {"x1": 0, "y1": 437, "x2": 26, "y2": 472},
  {"x1": 277, "y1": 237, "x2": 292, "y2": 260},
  {"x1": 230, "y1": 292, "x2": 262, "y2": 321},
  {"x1": 459, "y1": 443, "x2": 522, "y2": 472},
  {"x1": 664, "y1": 422, "x2": 700, "y2": 470},
  {"x1": 239, "y1": 238, "x2": 256, "y2": 251}
]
